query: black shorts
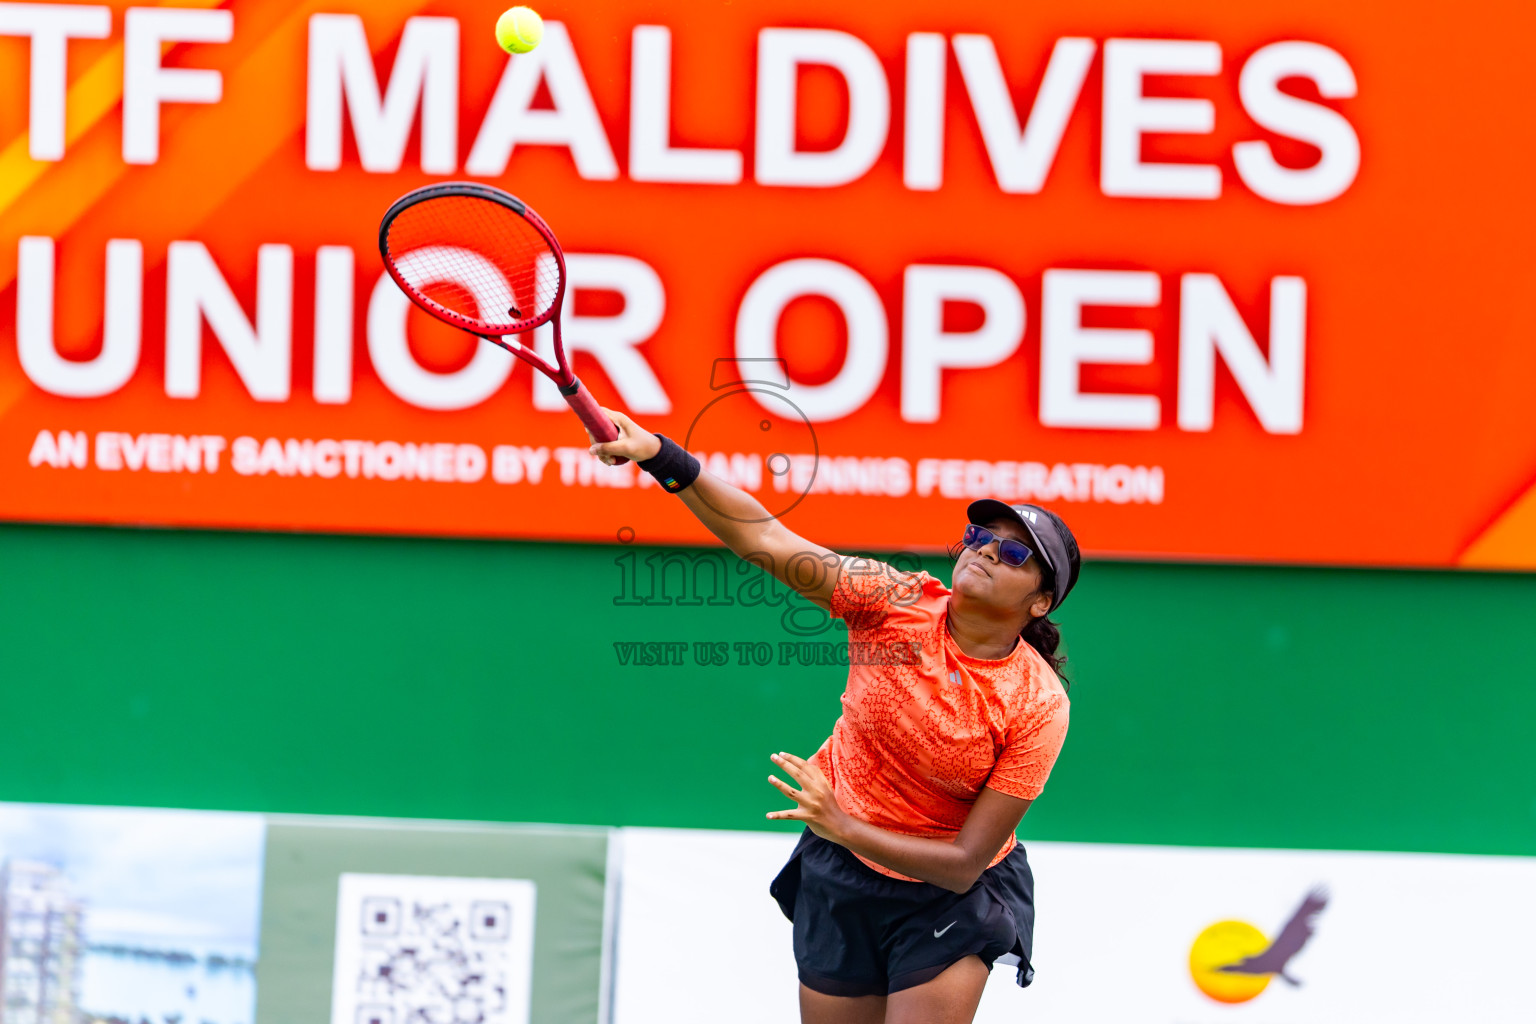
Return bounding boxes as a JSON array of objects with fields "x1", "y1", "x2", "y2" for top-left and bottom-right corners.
[{"x1": 768, "y1": 829, "x2": 1036, "y2": 997}]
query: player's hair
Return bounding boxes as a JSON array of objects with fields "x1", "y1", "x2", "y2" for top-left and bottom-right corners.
[{"x1": 1022, "y1": 613, "x2": 1069, "y2": 690}]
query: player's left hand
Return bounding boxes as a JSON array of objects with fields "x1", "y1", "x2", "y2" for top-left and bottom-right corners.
[{"x1": 767, "y1": 751, "x2": 849, "y2": 843}]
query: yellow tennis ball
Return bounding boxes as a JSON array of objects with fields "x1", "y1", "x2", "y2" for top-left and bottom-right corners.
[{"x1": 495, "y1": 7, "x2": 543, "y2": 54}]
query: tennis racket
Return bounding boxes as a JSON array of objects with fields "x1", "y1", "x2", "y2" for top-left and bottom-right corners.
[{"x1": 378, "y1": 181, "x2": 626, "y2": 461}]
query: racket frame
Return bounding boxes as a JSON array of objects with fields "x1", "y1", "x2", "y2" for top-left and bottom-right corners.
[{"x1": 378, "y1": 181, "x2": 626, "y2": 458}]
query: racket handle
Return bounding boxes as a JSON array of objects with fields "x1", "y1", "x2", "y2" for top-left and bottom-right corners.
[{"x1": 562, "y1": 378, "x2": 630, "y2": 466}]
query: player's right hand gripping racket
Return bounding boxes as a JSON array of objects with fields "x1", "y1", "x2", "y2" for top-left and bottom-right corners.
[{"x1": 378, "y1": 182, "x2": 627, "y2": 461}]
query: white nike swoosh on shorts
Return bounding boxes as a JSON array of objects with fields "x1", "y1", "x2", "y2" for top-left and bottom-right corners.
[{"x1": 934, "y1": 921, "x2": 957, "y2": 938}]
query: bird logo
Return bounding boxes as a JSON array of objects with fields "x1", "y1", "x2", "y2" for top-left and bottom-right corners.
[{"x1": 1188, "y1": 887, "x2": 1330, "y2": 1004}]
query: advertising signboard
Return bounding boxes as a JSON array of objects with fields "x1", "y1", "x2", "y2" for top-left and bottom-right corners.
[{"x1": 4, "y1": 0, "x2": 1535, "y2": 566}]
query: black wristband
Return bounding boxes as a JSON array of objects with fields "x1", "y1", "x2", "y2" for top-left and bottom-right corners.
[{"x1": 639, "y1": 434, "x2": 701, "y2": 493}]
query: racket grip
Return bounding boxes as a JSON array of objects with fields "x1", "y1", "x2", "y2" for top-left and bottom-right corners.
[{"x1": 562, "y1": 378, "x2": 629, "y2": 465}]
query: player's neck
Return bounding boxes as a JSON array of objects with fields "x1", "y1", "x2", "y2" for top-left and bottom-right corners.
[{"x1": 944, "y1": 602, "x2": 1023, "y2": 661}]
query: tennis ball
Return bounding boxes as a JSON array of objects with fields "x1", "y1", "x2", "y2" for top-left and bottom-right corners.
[{"x1": 496, "y1": 6, "x2": 543, "y2": 54}]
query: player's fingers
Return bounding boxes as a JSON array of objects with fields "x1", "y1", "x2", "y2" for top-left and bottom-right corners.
[
  {"x1": 596, "y1": 408, "x2": 640, "y2": 447},
  {"x1": 766, "y1": 809, "x2": 804, "y2": 821},
  {"x1": 767, "y1": 775, "x2": 803, "y2": 802},
  {"x1": 770, "y1": 754, "x2": 807, "y2": 785},
  {"x1": 775, "y1": 752, "x2": 824, "y2": 788},
  {"x1": 588, "y1": 440, "x2": 634, "y2": 466},
  {"x1": 588, "y1": 411, "x2": 645, "y2": 458},
  {"x1": 604, "y1": 407, "x2": 639, "y2": 434}
]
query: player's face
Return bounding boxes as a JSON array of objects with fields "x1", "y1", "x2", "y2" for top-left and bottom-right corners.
[{"x1": 954, "y1": 519, "x2": 1051, "y2": 617}]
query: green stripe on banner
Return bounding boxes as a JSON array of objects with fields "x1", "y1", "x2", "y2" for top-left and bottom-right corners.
[{"x1": 1, "y1": 523, "x2": 1533, "y2": 856}]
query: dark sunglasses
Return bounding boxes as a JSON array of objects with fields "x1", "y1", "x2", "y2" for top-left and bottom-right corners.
[{"x1": 962, "y1": 524, "x2": 1034, "y2": 567}]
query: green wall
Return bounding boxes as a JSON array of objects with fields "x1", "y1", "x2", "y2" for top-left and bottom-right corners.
[{"x1": 1, "y1": 523, "x2": 1532, "y2": 856}]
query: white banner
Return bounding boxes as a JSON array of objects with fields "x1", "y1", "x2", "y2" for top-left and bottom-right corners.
[{"x1": 610, "y1": 828, "x2": 1536, "y2": 1024}]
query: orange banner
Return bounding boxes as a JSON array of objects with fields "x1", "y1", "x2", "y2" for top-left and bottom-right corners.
[{"x1": 3, "y1": 0, "x2": 1535, "y2": 567}]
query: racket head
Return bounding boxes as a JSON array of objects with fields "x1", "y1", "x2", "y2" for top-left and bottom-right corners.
[{"x1": 378, "y1": 182, "x2": 566, "y2": 338}]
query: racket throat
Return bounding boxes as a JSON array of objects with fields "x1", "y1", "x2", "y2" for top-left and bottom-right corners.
[
  {"x1": 480, "y1": 332, "x2": 533, "y2": 357},
  {"x1": 477, "y1": 332, "x2": 565, "y2": 381}
]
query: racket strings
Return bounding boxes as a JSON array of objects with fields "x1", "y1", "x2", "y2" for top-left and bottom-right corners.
[{"x1": 384, "y1": 194, "x2": 561, "y2": 334}]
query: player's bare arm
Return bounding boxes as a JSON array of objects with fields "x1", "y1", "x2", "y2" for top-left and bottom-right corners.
[
  {"x1": 588, "y1": 408, "x2": 842, "y2": 608},
  {"x1": 767, "y1": 751, "x2": 1032, "y2": 893}
]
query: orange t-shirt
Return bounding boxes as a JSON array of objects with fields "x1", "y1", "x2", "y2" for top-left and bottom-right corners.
[{"x1": 812, "y1": 557, "x2": 1070, "y2": 880}]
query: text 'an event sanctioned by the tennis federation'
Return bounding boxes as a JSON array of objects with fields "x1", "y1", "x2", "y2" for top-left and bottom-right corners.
[{"x1": 23, "y1": 427, "x2": 1166, "y2": 507}]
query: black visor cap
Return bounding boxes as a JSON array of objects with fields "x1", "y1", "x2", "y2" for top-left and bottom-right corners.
[{"x1": 965, "y1": 500, "x2": 1080, "y2": 612}]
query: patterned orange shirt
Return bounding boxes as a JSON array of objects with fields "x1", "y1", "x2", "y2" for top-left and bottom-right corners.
[{"x1": 812, "y1": 557, "x2": 1070, "y2": 880}]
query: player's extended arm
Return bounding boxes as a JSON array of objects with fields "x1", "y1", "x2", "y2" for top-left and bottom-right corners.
[
  {"x1": 588, "y1": 409, "x2": 842, "y2": 608},
  {"x1": 769, "y1": 752, "x2": 1032, "y2": 893}
]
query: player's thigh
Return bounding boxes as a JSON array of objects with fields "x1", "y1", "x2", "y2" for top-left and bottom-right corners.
[
  {"x1": 884, "y1": 955, "x2": 990, "y2": 1024},
  {"x1": 798, "y1": 984, "x2": 886, "y2": 1024}
]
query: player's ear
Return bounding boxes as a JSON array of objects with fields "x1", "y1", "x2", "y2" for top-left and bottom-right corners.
[{"x1": 1027, "y1": 591, "x2": 1052, "y2": 620}]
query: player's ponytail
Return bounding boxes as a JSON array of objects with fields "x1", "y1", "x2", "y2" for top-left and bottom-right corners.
[{"x1": 1021, "y1": 614, "x2": 1069, "y2": 690}]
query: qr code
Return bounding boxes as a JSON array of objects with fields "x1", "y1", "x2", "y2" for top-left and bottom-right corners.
[{"x1": 330, "y1": 873, "x2": 537, "y2": 1024}]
